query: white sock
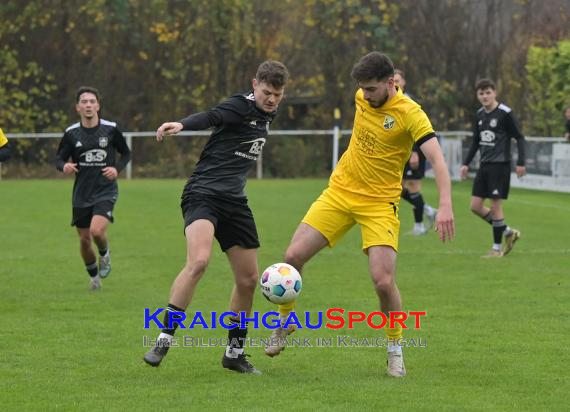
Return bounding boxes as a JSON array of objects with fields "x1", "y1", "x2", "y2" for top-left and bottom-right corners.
[
  {"x1": 225, "y1": 346, "x2": 244, "y2": 358},
  {"x1": 158, "y1": 332, "x2": 173, "y2": 343},
  {"x1": 387, "y1": 344, "x2": 402, "y2": 353},
  {"x1": 493, "y1": 243, "x2": 501, "y2": 251}
]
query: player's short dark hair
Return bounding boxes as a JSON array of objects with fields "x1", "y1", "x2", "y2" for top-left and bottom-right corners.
[
  {"x1": 256, "y1": 61, "x2": 289, "y2": 88},
  {"x1": 76, "y1": 86, "x2": 100, "y2": 103},
  {"x1": 475, "y1": 78, "x2": 496, "y2": 91},
  {"x1": 351, "y1": 52, "x2": 395, "y2": 82}
]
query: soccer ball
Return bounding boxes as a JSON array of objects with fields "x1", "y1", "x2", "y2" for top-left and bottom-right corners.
[{"x1": 260, "y1": 263, "x2": 302, "y2": 304}]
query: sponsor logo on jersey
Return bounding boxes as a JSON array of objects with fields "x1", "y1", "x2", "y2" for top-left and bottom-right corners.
[
  {"x1": 99, "y1": 136, "x2": 109, "y2": 148},
  {"x1": 234, "y1": 137, "x2": 266, "y2": 159},
  {"x1": 243, "y1": 137, "x2": 266, "y2": 155},
  {"x1": 80, "y1": 149, "x2": 107, "y2": 163},
  {"x1": 480, "y1": 130, "x2": 496, "y2": 146},
  {"x1": 249, "y1": 120, "x2": 257, "y2": 126},
  {"x1": 489, "y1": 118, "x2": 497, "y2": 128},
  {"x1": 383, "y1": 115, "x2": 395, "y2": 130}
]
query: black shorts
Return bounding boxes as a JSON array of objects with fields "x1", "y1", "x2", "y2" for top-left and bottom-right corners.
[
  {"x1": 181, "y1": 194, "x2": 259, "y2": 252},
  {"x1": 472, "y1": 162, "x2": 511, "y2": 199},
  {"x1": 403, "y1": 153, "x2": 426, "y2": 180},
  {"x1": 72, "y1": 200, "x2": 116, "y2": 228}
]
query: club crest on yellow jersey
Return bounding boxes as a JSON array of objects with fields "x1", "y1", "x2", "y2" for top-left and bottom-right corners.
[{"x1": 383, "y1": 115, "x2": 395, "y2": 130}]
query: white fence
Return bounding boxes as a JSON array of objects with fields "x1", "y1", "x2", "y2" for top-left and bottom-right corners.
[
  {"x1": 4, "y1": 130, "x2": 570, "y2": 192},
  {"x1": 434, "y1": 132, "x2": 570, "y2": 193}
]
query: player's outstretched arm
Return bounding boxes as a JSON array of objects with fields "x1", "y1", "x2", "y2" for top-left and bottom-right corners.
[
  {"x1": 156, "y1": 122, "x2": 183, "y2": 141},
  {"x1": 420, "y1": 138, "x2": 455, "y2": 242}
]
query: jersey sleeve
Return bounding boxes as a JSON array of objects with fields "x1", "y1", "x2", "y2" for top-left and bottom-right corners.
[
  {"x1": 405, "y1": 107, "x2": 435, "y2": 143},
  {"x1": 505, "y1": 112, "x2": 526, "y2": 166},
  {"x1": 55, "y1": 132, "x2": 73, "y2": 171},
  {"x1": 180, "y1": 96, "x2": 249, "y2": 130},
  {"x1": 112, "y1": 127, "x2": 131, "y2": 172}
]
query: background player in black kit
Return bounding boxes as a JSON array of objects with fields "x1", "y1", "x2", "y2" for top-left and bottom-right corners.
[
  {"x1": 56, "y1": 86, "x2": 131, "y2": 289},
  {"x1": 394, "y1": 69, "x2": 437, "y2": 235},
  {"x1": 143, "y1": 60, "x2": 289, "y2": 375},
  {"x1": 460, "y1": 79, "x2": 526, "y2": 258}
]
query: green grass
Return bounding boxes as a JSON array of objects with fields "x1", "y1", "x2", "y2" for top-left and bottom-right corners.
[{"x1": 1, "y1": 178, "x2": 569, "y2": 411}]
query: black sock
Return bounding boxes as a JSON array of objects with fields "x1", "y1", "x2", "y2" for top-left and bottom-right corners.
[
  {"x1": 162, "y1": 303, "x2": 186, "y2": 336},
  {"x1": 409, "y1": 192, "x2": 425, "y2": 223},
  {"x1": 482, "y1": 211, "x2": 493, "y2": 224},
  {"x1": 492, "y1": 219, "x2": 507, "y2": 244},
  {"x1": 85, "y1": 261, "x2": 98, "y2": 277},
  {"x1": 98, "y1": 247, "x2": 108, "y2": 256},
  {"x1": 401, "y1": 188, "x2": 412, "y2": 203},
  {"x1": 227, "y1": 317, "x2": 248, "y2": 351}
]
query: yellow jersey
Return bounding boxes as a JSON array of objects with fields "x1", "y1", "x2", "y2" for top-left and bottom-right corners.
[
  {"x1": 0, "y1": 128, "x2": 7, "y2": 148},
  {"x1": 329, "y1": 87, "x2": 434, "y2": 200}
]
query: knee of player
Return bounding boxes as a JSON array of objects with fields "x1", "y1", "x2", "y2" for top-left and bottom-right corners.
[
  {"x1": 236, "y1": 270, "x2": 258, "y2": 290},
  {"x1": 79, "y1": 236, "x2": 92, "y2": 248},
  {"x1": 89, "y1": 226, "x2": 106, "y2": 240},
  {"x1": 283, "y1": 250, "x2": 305, "y2": 272},
  {"x1": 183, "y1": 257, "x2": 210, "y2": 278},
  {"x1": 372, "y1": 274, "x2": 397, "y2": 295}
]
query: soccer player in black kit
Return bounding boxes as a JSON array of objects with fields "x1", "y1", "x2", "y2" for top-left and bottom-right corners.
[
  {"x1": 460, "y1": 79, "x2": 526, "y2": 258},
  {"x1": 56, "y1": 87, "x2": 131, "y2": 289},
  {"x1": 394, "y1": 69, "x2": 437, "y2": 235},
  {"x1": 143, "y1": 60, "x2": 289, "y2": 374}
]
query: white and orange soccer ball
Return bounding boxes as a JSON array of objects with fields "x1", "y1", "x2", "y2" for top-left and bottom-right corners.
[{"x1": 260, "y1": 263, "x2": 302, "y2": 304}]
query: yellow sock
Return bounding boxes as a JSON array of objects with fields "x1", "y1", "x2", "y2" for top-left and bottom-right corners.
[
  {"x1": 385, "y1": 313, "x2": 403, "y2": 344},
  {"x1": 278, "y1": 301, "x2": 296, "y2": 318}
]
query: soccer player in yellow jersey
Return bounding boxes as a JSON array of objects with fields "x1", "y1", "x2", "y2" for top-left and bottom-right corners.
[
  {"x1": 0, "y1": 128, "x2": 10, "y2": 161},
  {"x1": 264, "y1": 52, "x2": 455, "y2": 377}
]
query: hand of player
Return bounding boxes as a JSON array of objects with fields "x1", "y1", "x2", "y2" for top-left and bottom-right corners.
[
  {"x1": 459, "y1": 165, "x2": 469, "y2": 180},
  {"x1": 434, "y1": 204, "x2": 455, "y2": 242},
  {"x1": 515, "y1": 165, "x2": 526, "y2": 178},
  {"x1": 63, "y1": 162, "x2": 78, "y2": 174},
  {"x1": 156, "y1": 122, "x2": 183, "y2": 141},
  {"x1": 409, "y1": 152, "x2": 419, "y2": 170},
  {"x1": 102, "y1": 166, "x2": 118, "y2": 180}
]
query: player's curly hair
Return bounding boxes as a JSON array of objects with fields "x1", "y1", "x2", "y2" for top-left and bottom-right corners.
[{"x1": 351, "y1": 52, "x2": 395, "y2": 82}]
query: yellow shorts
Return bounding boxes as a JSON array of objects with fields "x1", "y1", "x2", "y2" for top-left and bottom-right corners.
[{"x1": 302, "y1": 187, "x2": 400, "y2": 252}]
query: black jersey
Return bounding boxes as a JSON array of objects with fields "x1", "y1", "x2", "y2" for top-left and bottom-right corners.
[
  {"x1": 56, "y1": 119, "x2": 131, "y2": 207},
  {"x1": 463, "y1": 103, "x2": 526, "y2": 166},
  {"x1": 180, "y1": 91, "x2": 276, "y2": 200}
]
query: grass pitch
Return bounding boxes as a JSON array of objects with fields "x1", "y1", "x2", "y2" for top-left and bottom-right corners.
[{"x1": 1, "y1": 178, "x2": 569, "y2": 411}]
